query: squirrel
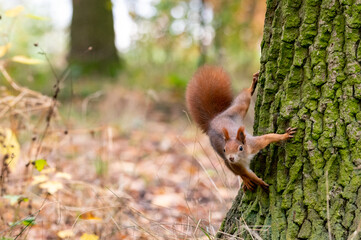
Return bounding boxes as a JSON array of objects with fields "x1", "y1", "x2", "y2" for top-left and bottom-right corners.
[{"x1": 186, "y1": 65, "x2": 296, "y2": 191}]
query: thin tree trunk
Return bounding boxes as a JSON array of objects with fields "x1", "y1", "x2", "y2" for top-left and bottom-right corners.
[
  {"x1": 69, "y1": 0, "x2": 120, "y2": 76},
  {"x1": 198, "y1": 0, "x2": 207, "y2": 66},
  {"x1": 218, "y1": 0, "x2": 361, "y2": 239}
]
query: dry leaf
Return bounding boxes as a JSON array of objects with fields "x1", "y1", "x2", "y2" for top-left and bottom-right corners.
[
  {"x1": 80, "y1": 233, "x2": 99, "y2": 240},
  {"x1": 0, "y1": 127, "x2": 20, "y2": 171},
  {"x1": 12, "y1": 55, "x2": 43, "y2": 65},
  {"x1": 57, "y1": 229, "x2": 74, "y2": 238},
  {"x1": 80, "y1": 212, "x2": 102, "y2": 221},
  {"x1": 31, "y1": 175, "x2": 48, "y2": 185},
  {"x1": 55, "y1": 172, "x2": 72, "y2": 180},
  {"x1": 39, "y1": 181, "x2": 63, "y2": 194},
  {"x1": 151, "y1": 193, "x2": 183, "y2": 208},
  {"x1": 5, "y1": 5, "x2": 24, "y2": 17}
]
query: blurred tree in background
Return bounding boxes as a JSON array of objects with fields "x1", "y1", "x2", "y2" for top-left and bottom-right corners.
[
  {"x1": 69, "y1": 0, "x2": 120, "y2": 77},
  {"x1": 1, "y1": 0, "x2": 265, "y2": 93}
]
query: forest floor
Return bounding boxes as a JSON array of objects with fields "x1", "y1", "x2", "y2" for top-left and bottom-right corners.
[{"x1": 0, "y1": 82, "x2": 251, "y2": 239}]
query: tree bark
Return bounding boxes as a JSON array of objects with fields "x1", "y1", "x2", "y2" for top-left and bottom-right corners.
[
  {"x1": 218, "y1": 0, "x2": 361, "y2": 239},
  {"x1": 69, "y1": 0, "x2": 120, "y2": 76}
]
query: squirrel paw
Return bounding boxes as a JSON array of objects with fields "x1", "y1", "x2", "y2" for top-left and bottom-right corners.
[
  {"x1": 259, "y1": 180, "x2": 270, "y2": 192},
  {"x1": 242, "y1": 178, "x2": 255, "y2": 192},
  {"x1": 250, "y1": 72, "x2": 259, "y2": 96},
  {"x1": 285, "y1": 127, "x2": 297, "y2": 139},
  {"x1": 242, "y1": 177, "x2": 269, "y2": 192}
]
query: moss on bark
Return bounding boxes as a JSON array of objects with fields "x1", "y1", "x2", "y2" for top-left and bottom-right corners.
[{"x1": 218, "y1": 0, "x2": 361, "y2": 239}]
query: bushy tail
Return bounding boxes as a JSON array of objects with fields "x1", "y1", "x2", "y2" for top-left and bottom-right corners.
[{"x1": 186, "y1": 65, "x2": 233, "y2": 133}]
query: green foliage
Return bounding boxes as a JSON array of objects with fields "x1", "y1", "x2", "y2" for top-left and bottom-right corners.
[
  {"x1": 32, "y1": 159, "x2": 48, "y2": 172},
  {"x1": 1, "y1": 1, "x2": 264, "y2": 96},
  {"x1": 9, "y1": 216, "x2": 36, "y2": 227},
  {"x1": 94, "y1": 157, "x2": 108, "y2": 177},
  {"x1": 4, "y1": 195, "x2": 29, "y2": 205}
]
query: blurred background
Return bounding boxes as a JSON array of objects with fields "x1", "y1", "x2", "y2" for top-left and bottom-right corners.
[
  {"x1": 1, "y1": 0, "x2": 265, "y2": 93},
  {"x1": 0, "y1": 0, "x2": 266, "y2": 239}
]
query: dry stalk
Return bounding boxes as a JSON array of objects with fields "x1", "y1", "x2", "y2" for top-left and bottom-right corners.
[{"x1": 0, "y1": 64, "x2": 53, "y2": 120}]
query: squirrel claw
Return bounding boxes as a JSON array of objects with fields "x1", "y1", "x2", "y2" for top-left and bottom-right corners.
[
  {"x1": 253, "y1": 72, "x2": 259, "y2": 79},
  {"x1": 242, "y1": 177, "x2": 269, "y2": 192},
  {"x1": 250, "y1": 72, "x2": 259, "y2": 96},
  {"x1": 286, "y1": 127, "x2": 297, "y2": 138},
  {"x1": 242, "y1": 178, "x2": 255, "y2": 192},
  {"x1": 260, "y1": 181, "x2": 269, "y2": 192}
]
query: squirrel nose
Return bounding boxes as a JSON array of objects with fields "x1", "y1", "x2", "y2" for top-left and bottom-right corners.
[{"x1": 229, "y1": 156, "x2": 234, "y2": 162}]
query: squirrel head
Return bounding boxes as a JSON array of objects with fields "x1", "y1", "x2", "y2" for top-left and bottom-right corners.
[{"x1": 222, "y1": 127, "x2": 248, "y2": 164}]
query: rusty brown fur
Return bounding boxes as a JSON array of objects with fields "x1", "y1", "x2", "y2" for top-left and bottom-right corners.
[
  {"x1": 186, "y1": 65, "x2": 233, "y2": 133},
  {"x1": 186, "y1": 66, "x2": 296, "y2": 191}
]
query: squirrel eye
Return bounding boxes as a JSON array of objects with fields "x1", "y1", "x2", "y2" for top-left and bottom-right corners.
[
  {"x1": 223, "y1": 148, "x2": 226, "y2": 153},
  {"x1": 239, "y1": 146, "x2": 243, "y2": 151}
]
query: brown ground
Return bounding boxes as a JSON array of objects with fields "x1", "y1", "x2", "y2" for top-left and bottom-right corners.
[{"x1": 0, "y1": 85, "x2": 244, "y2": 239}]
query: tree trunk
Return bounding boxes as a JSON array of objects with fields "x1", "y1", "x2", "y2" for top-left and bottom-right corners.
[
  {"x1": 69, "y1": 0, "x2": 120, "y2": 76},
  {"x1": 218, "y1": 0, "x2": 361, "y2": 239}
]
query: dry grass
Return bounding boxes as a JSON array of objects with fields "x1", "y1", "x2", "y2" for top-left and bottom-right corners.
[{"x1": 0, "y1": 68, "x2": 245, "y2": 239}]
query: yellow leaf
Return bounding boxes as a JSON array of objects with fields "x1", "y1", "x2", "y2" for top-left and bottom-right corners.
[
  {"x1": 57, "y1": 229, "x2": 74, "y2": 239},
  {"x1": 0, "y1": 43, "x2": 11, "y2": 58},
  {"x1": 0, "y1": 128, "x2": 20, "y2": 171},
  {"x1": 12, "y1": 55, "x2": 43, "y2": 65},
  {"x1": 25, "y1": 14, "x2": 47, "y2": 21},
  {"x1": 39, "y1": 181, "x2": 63, "y2": 194},
  {"x1": 80, "y1": 233, "x2": 99, "y2": 240},
  {"x1": 5, "y1": 6, "x2": 24, "y2": 17},
  {"x1": 80, "y1": 212, "x2": 102, "y2": 221}
]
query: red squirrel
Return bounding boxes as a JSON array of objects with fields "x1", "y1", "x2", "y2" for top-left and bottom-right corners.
[{"x1": 186, "y1": 65, "x2": 296, "y2": 191}]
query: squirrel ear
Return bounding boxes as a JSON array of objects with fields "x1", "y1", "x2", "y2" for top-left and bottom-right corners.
[
  {"x1": 222, "y1": 128, "x2": 230, "y2": 141},
  {"x1": 237, "y1": 126, "x2": 246, "y2": 144}
]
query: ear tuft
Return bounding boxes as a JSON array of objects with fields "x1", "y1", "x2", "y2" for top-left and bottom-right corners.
[
  {"x1": 222, "y1": 128, "x2": 230, "y2": 141},
  {"x1": 237, "y1": 126, "x2": 246, "y2": 144}
]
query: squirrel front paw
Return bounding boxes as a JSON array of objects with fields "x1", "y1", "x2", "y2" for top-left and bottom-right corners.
[
  {"x1": 285, "y1": 127, "x2": 297, "y2": 139},
  {"x1": 242, "y1": 176, "x2": 269, "y2": 192},
  {"x1": 250, "y1": 72, "x2": 259, "y2": 95}
]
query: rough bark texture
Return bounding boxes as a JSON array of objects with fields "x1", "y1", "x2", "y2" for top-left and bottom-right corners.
[
  {"x1": 69, "y1": 0, "x2": 120, "y2": 76},
  {"x1": 218, "y1": 0, "x2": 361, "y2": 239}
]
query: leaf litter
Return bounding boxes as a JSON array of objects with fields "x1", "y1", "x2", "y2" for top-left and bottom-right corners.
[{"x1": 0, "y1": 82, "x2": 242, "y2": 239}]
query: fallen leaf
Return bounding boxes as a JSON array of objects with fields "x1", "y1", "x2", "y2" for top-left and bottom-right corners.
[
  {"x1": 39, "y1": 181, "x2": 63, "y2": 194},
  {"x1": 31, "y1": 175, "x2": 48, "y2": 185},
  {"x1": 57, "y1": 229, "x2": 74, "y2": 238},
  {"x1": 80, "y1": 233, "x2": 99, "y2": 240},
  {"x1": 0, "y1": 127, "x2": 20, "y2": 171},
  {"x1": 80, "y1": 212, "x2": 102, "y2": 221},
  {"x1": 151, "y1": 193, "x2": 183, "y2": 208},
  {"x1": 55, "y1": 172, "x2": 72, "y2": 180}
]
